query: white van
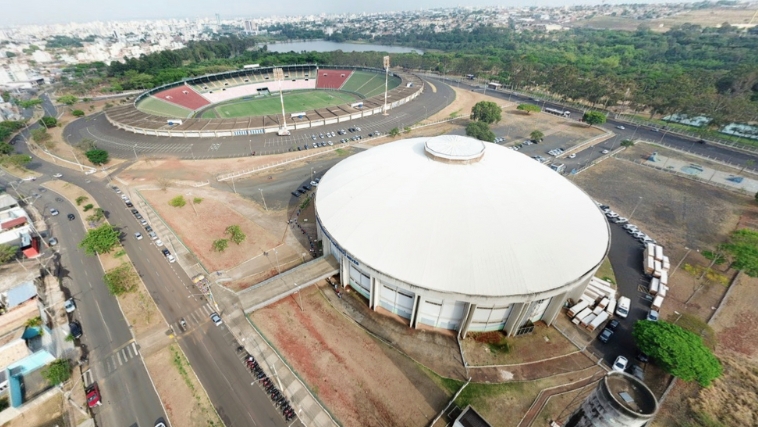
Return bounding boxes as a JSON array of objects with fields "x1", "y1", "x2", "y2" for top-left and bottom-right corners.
[{"x1": 616, "y1": 296, "x2": 631, "y2": 318}]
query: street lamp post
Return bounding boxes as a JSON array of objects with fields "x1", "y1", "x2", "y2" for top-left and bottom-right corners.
[
  {"x1": 628, "y1": 196, "x2": 643, "y2": 221},
  {"x1": 293, "y1": 282, "x2": 303, "y2": 311},
  {"x1": 258, "y1": 188, "x2": 268, "y2": 211},
  {"x1": 132, "y1": 144, "x2": 138, "y2": 162}
]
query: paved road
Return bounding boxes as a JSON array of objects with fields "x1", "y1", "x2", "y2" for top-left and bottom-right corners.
[
  {"x1": 61, "y1": 78, "x2": 455, "y2": 160},
  {"x1": 0, "y1": 174, "x2": 166, "y2": 427},
  {"x1": 15, "y1": 95, "x2": 292, "y2": 427}
]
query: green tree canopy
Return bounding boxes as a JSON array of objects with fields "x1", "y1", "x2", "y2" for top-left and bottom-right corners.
[
  {"x1": 72, "y1": 109, "x2": 85, "y2": 117},
  {"x1": 85, "y1": 149, "x2": 109, "y2": 165},
  {"x1": 471, "y1": 101, "x2": 502, "y2": 124},
  {"x1": 17, "y1": 99, "x2": 42, "y2": 108},
  {"x1": 0, "y1": 243, "x2": 17, "y2": 264},
  {"x1": 0, "y1": 154, "x2": 32, "y2": 168},
  {"x1": 633, "y1": 320, "x2": 722, "y2": 387},
  {"x1": 103, "y1": 263, "x2": 139, "y2": 295},
  {"x1": 0, "y1": 142, "x2": 13, "y2": 155},
  {"x1": 465, "y1": 121, "x2": 496, "y2": 142},
  {"x1": 168, "y1": 195, "x2": 186, "y2": 208},
  {"x1": 582, "y1": 111, "x2": 607, "y2": 127},
  {"x1": 79, "y1": 224, "x2": 120, "y2": 255},
  {"x1": 225, "y1": 225, "x2": 246, "y2": 245},
  {"x1": 389, "y1": 127, "x2": 400, "y2": 138},
  {"x1": 212, "y1": 239, "x2": 229, "y2": 252},
  {"x1": 30, "y1": 128, "x2": 50, "y2": 144},
  {"x1": 39, "y1": 116, "x2": 57, "y2": 128},
  {"x1": 517, "y1": 104, "x2": 541, "y2": 114},
  {"x1": 41, "y1": 359, "x2": 71, "y2": 385},
  {"x1": 719, "y1": 228, "x2": 758, "y2": 276},
  {"x1": 530, "y1": 130, "x2": 544, "y2": 142},
  {"x1": 620, "y1": 139, "x2": 635, "y2": 147},
  {"x1": 57, "y1": 95, "x2": 78, "y2": 105}
]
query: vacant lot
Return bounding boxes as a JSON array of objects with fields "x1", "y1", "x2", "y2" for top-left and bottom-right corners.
[
  {"x1": 251, "y1": 283, "x2": 450, "y2": 427},
  {"x1": 142, "y1": 188, "x2": 287, "y2": 272},
  {"x1": 575, "y1": 6, "x2": 758, "y2": 32},
  {"x1": 654, "y1": 275, "x2": 758, "y2": 427}
]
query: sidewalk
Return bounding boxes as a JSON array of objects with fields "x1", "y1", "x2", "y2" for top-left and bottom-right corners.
[{"x1": 517, "y1": 369, "x2": 605, "y2": 427}]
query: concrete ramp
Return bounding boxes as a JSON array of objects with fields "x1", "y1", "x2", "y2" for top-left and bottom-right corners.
[{"x1": 239, "y1": 255, "x2": 339, "y2": 313}]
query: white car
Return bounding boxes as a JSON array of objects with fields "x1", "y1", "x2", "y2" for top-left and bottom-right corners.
[
  {"x1": 616, "y1": 125, "x2": 625, "y2": 130},
  {"x1": 615, "y1": 217, "x2": 629, "y2": 224},
  {"x1": 568, "y1": 153, "x2": 576, "y2": 159},
  {"x1": 210, "y1": 312, "x2": 223, "y2": 326},
  {"x1": 612, "y1": 356, "x2": 628, "y2": 372},
  {"x1": 50, "y1": 208, "x2": 59, "y2": 216},
  {"x1": 310, "y1": 181, "x2": 319, "y2": 186},
  {"x1": 64, "y1": 298, "x2": 76, "y2": 313},
  {"x1": 121, "y1": 195, "x2": 129, "y2": 201},
  {"x1": 52, "y1": 173, "x2": 63, "y2": 178},
  {"x1": 134, "y1": 232, "x2": 143, "y2": 240},
  {"x1": 602, "y1": 149, "x2": 610, "y2": 154},
  {"x1": 155, "y1": 239, "x2": 164, "y2": 247},
  {"x1": 140, "y1": 219, "x2": 148, "y2": 226}
]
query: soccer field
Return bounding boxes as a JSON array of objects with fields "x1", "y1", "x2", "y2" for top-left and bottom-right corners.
[{"x1": 207, "y1": 90, "x2": 360, "y2": 118}]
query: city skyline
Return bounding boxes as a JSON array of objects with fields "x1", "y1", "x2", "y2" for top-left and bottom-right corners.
[{"x1": 2, "y1": 0, "x2": 690, "y2": 26}]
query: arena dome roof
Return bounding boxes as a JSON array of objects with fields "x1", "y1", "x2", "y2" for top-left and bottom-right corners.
[{"x1": 315, "y1": 135, "x2": 610, "y2": 298}]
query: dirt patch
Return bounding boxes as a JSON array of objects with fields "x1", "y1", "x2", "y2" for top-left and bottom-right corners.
[
  {"x1": 250, "y1": 283, "x2": 450, "y2": 427},
  {"x1": 463, "y1": 325, "x2": 579, "y2": 366},
  {"x1": 713, "y1": 275, "x2": 758, "y2": 358},
  {"x1": 424, "y1": 85, "x2": 507, "y2": 123},
  {"x1": 3, "y1": 392, "x2": 64, "y2": 427}
]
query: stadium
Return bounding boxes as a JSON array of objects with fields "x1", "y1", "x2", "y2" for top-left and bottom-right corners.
[
  {"x1": 315, "y1": 135, "x2": 611, "y2": 336},
  {"x1": 104, "y1": 64, "x2": 424, "y2": 137}
]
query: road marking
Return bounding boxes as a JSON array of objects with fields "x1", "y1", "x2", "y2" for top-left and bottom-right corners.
[
  {"x1": 132, "y1": 342, "x2": 138, "y2": 354},
  {"x1": 425, "y1": 81, "x2": 437, "y2": 93},
  {"x1": 92, "y1": 298, "x2": 114, "y2": 343}
]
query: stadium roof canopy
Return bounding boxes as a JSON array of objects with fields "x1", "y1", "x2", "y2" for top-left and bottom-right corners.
[{"x1": 316, "y1": 135, "x2": 610, "y2": 297}]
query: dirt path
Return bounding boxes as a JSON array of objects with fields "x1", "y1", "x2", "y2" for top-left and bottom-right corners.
[{"x1": 469, "y1": 351, "x2": 597, "y2": 383}]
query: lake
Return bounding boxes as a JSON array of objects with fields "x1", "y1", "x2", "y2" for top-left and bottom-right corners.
[{"x1": 266, "y1": 40, "x2": 423, "y2": 54}]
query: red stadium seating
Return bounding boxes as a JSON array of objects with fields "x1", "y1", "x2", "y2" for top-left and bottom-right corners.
[
  {"x1": 316, "y1": 70, "x2": 352, "y2": 89},
  {"x1": 153, "y1": 85, "x2": 210, "y2": 110}
]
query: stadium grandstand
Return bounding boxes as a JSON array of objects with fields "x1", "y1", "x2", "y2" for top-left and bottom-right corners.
[
  {"x1": 151, "y1": 85, "x2": 210, "y2": 110},
  {"x1": 316, "y1": 70, "x2": 352, "y2": 90},
  {"x1": 112, "y1": 65, "x2": 421, "y2": 137}
]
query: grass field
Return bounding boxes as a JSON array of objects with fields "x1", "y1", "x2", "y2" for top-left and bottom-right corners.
[
  {"x1": 202, "y1": 90, "x2": 359, "y2": 118},
  {"x1": 342, "y1": 71, "x2": 401, "y2": 98},
  {"x1": 137, "y1": 96, "x2": 193, "y2": 118}
]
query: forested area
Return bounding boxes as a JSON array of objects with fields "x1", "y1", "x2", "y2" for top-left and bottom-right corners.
[{"x1": 64, "y1": 24, "x2": 758, "y2": 125}]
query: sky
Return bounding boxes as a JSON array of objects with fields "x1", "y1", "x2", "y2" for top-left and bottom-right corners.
[{"x1": 2, "y1": 0, "x2": 686, "y2": 26}]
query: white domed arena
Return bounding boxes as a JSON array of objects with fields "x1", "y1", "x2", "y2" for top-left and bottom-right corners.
[{"x1": 315, "y1": 135, "x2": 610, "y2": 336}]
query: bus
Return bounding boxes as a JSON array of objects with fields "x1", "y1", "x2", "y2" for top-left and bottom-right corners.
[
  {"x1": 466, "y1": 74, "x2": 475, "y2": 80},
  {"x1": 545, "y1": 107, "x2": 570, "y2": 118},
  {"x1": 243, "y1": 64, "x2": 261, "y2": 69}
]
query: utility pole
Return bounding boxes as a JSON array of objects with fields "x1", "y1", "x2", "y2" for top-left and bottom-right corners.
[
  {"x1": 274, "y1": 68, "x2": 289, "y2": 135},
  {"x1": 382, "y1": 56, "x2": 390, "y2": 116}
]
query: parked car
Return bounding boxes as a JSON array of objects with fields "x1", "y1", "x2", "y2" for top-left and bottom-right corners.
[
  {"x1": 64, "y1": 298, "x2": 76, "y2": 313},
  {"x1": 598, "y1": 328, "x2": 613, "y2": 343},
  {"x1": 69, "y1": 321, "x2": 83, "y2": 339},
  {"x1": 155, "y1": 239, "x2": 164, "y2": 247},
  {"x1": 125, "y1": 202, "x2": 133, "y2": 208},
  {"x1": 291, "y1": 191, "x2": 300, "y2": 198},
  {"x1": 48, "y1": 237, "x2": 58, "y2": 246},
  {"x1": 606, "y1": 319, "x2": 620, "y2": 330},
  {"x1": 86, "y1": 383, "x2": 102, "y2": 408},
  {"x1": 629, "y1": 364, "x2": 645, "y2": 381},
  {"x1": 568, "y1": 153, "x2": 576, "y2": 159},
  {"x1": 50, "y1": 208, "x2": 59, "y2": 216},
  {"x1": 67, "y1": 214, "x2": 76, "y2": 221},
  {"x1": 131, "y1": 209, "x2": 139, "y2": 215},
  {"x1": 145, "y1": 226, "x2": 153, "y2": 233},
  {"x1": 602, "y1": 149, "x2": 610, "y2": 154},
  {"x1": 637, "y1": 352, "x2": 650, "y2": 363},
  {"x1": 52, "y1": 173, "x2": 63, "y2": 178},
  {"x1": 647, "y1": 310, "x2": 659, "y2": 321},
  {"x1": 148, "y1": 231, "x2": 158, "y2": 240},
  {"x1": 612, "y1": 356, "x2": 628, "y2": 372},
  {"x1": 616, "y1": 125, "x2": 625, "y2": 130},
  {"x1": 134, "y1": 232, "x2": 143, "y2": 240}
]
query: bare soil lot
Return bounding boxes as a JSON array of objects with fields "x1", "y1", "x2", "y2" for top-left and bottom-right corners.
[
  {"x1": 462, "y1": 325, "x2": 578, "y2": 366},
  {"x1": 575, "y1": 6, "x2": 758, "y2": 32},
  {"x1": 251, "y1": 283, "x2": 450, "y2": 427},
  {"x1": 142, "y1": 188, "x2": 286, "y2": 272}
]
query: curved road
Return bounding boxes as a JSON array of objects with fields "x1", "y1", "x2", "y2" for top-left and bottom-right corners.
[
  {"x1": 13, "y1": 95, "x2": 294, "y2": 427},
  {"x1": 63, "y1": 78, "x2": 456, "y2": 160}
]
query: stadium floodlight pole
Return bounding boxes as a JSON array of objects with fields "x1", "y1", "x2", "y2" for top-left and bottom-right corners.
[
  {"x1": 382, "y1": 56, "x2": 390, "y2": 116},
  {"x1": 274, "y1": 68, "x2": 289, "y2": 134}
]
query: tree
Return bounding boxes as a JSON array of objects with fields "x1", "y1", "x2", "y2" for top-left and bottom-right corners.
[
  {"x1": 39, "y1": 116, "x2": 57, "y2": 128},
  {"x1": 17, "y1": 99, "x2": 42, "y2": 108},
  {"x1": 83, "y1": 204, "x2": 94, "y2": 212},
  {"x1": 471, "y1": 101, "x2": 502, "y2": 124},
  {"x1": 0, "y1": 154, "x2": 31, "y2": 168},
  {"x1": 79, "y1": 224, "x2": 120, "y2": 255},
  {"x1": 633, "y1": 320, "x2": 722, "y2": 386},
  {"x1": 465, "y1": 121, "x2": 496, "y2": 142},
  {"x1": 719, "y1": 228, "x2": 758, "y2": 276},
  {"x1": 530, "y1": 130, "x2": 544, "y2": 142},
  {"x1": 103, "y1": 263, "x2": 139, "y2": 295},
  {"x1": 57, "y1": 95, "x2": 78, "y2": 105},
  {"x1": 87, "y1": 208, "x2": 105, "y2": 223},
  {"x1": 225, "y1": 225, "x2": 246, "y2": 245},
  {"x1": 517, "y1": 103, "x2": 541, "y2": 114},
  {"x1": 389, "y1": 127, "x2": 400, "y2": 138},
  {"x1": 76, "y1": 138, "x2": 97, "y2": 152},
  {"x1": 212, "y1": 239, "x2": 229, "y2": 252},
  {"x1": 41, "y1": 359, "x2": 71, "y2": 385},
  {"x1": 30, "y1": 128, "x2": 51, "y2": 144},
  {"x1": 85, "y1": 149, "x2": 109, "y2": 165},
  {"x1": 75, "y1": 196, "x2": 88, "y2": 206},
  {"x1": 72, "y1": 109, "x2": 85, "y2": 117},
  {"x1": 620, "y1": 139, "x2": 635, "y2": 147},
  {"x1": 0, "y1": 243, "x2": 17, "y2": 264},
  {"x1": 582, "y1": 111, "x2": 607, "y2": 127},
  {"x1": 169, "y1": 195, "x2": 186, "y2": 208},
  {"x1": 0, "y1": 142, "x2": 13, "y2": 155}
]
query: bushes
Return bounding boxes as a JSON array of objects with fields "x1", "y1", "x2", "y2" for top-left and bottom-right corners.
[
  {"x1": 169, "y1": 195, "x2": 186, "y2": 207},
  {"x1": 85, "y1": 149, "x2": 109, "y2": 165}
]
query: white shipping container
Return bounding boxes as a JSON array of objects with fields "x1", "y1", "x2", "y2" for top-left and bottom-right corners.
[
  {"x1": 645, "y1": 256, "x2": 656, "y2": 275},
  {"x1": 662, "y1": 255, "x2": 671, "y2": 270},
  {"x1": 659, "y1": 285, "x2": 668, "y2": 298},
  {"x1": 588, "y1": 311, "x2": 610, "y2": 331},
  {"x1": 652, "y1": 295, "x2": 664, "y2": 311},
  {"x1": 598, "y1": 297, "x2": 610, "y2": 310},
  {"x1": 650, "y1": 278, "x2": 660, "y2": 295},
  {"x1": 605, "y1": 298, "x2": 616, "y2": 315},
  {"x1": 568, "y1": 300, "x2": 590, "y2": 318},
  {"x1": 574, "y1": 307, "x2": 593, "y2": 321},
  {"x1": 660, "y1": 270, "x2": 669, "y2": 286},
  {"x1": 592, "y1": 305, "x2": 604, "y2": 315},
  {"x1": 654, "y1": 245, "x2": 664, "y2": 261},
  {"x1": 572, "y1": 316, "x2": 582, "y2": 325},
  {"x1": 581, "y1": 313, "x2": 597, "y2": 327},
  {"x1": 643, "y1": 243, "x2": 654, "y2": 260}
]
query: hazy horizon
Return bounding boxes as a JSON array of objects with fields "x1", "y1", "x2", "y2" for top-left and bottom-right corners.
[{"x1": 2, "y1": 0, "x2": 696, "y2": 27}]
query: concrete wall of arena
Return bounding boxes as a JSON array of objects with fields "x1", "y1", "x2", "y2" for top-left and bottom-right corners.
[{"x1": 106, "y1": 69, "x2": 424, "y2": 138}]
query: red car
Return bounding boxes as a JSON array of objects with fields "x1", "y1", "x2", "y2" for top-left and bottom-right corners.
[{"x1": 86, "y1": 383, "x2": 102, "y2": 408}]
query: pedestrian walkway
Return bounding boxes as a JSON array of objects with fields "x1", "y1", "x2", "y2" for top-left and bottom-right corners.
[{"x1": 517, "y1": 369, "x2": 605, "y2": 427}]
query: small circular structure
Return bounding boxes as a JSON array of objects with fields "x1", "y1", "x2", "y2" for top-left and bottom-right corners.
[
  {"x1": 316, "y1": 135, "x2": 610, "y2": 335},
  {"x1": 565, "y1": 372, "x2": 658, "y2": 427}
]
